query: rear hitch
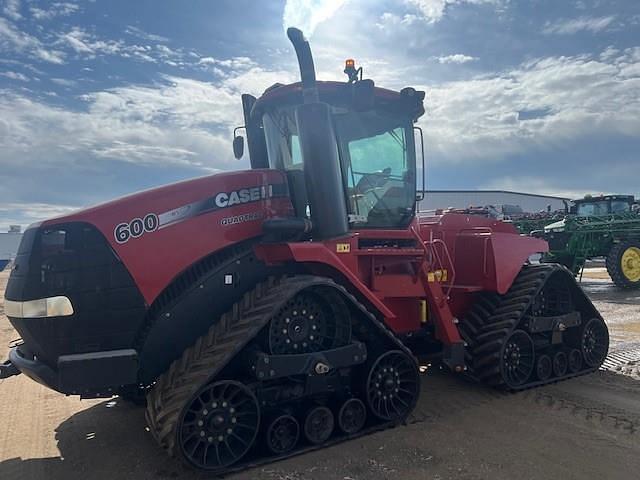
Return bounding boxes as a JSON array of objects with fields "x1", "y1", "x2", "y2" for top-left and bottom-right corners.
[{"x1": 0, "y1": 359, "x2": 21, "y2": 380}]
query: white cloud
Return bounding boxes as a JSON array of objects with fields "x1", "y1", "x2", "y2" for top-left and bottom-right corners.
[
  {"x1": 600, "y1": 46, "x2": 619, "y2": 61},
  {"x1": 2, "y1": 0, "x2": 21, "y2": 20},
  {"x1": 0, "y1": 70, "x2": 29, "y2": 81},
  {"x1": 125, "y1": 25, "x2": 169, "y2": 43},
  {"x1": 376, "y1": 12, "x2": 419, "y2": 29},
  {"x1": 405, "y1": 0, "x2": 503, "y2": 24},
  {"x1": 51, "y1": 77, "x2": 77, "y2": 87},
  {"x1": 0, "y1": 86, "x2": 231, "y2": 172},
  {"x1": 283, "y1": 0, "x2": 349, "y2": 36},
  {"x1": 92, "y1": 141, "x2": 198, "y2": 166},
  {"x1": 420, "y1": 48, "x2": 640, "y2": 163},
  {"x1": 83, "y1": 76, "x2": 240, "y2": 128},
  {"x1": 0, "y1": 202, "x2": 79, "y2": 231},
  {"x1": 58, "y1": 27, "x2": 96, "y2": 54},
  {"x1": 198, "y1": 55, "x2": 256, "y2": 71},
  {"x1": 0, "y1": 61, "x2": 294, "y2": 180},
  {"x1": 436, "y1": 53, "x2": 477, "y2": 64},
  {"x1": 222, "y1": 67, "x2": 296, "y2": 94},
  {"x1": 56, "y1": 27, "x2": 182, "y2": 64},
  {"x1": 30, "y1": 2, "x2": 79, "y2": 21},
  {"x1": 406, "y1": 0, "x2": 449, "y2": 23},
  {"x1": 0, "y1": 17, "x2": 65, "y2": 63},
  {"x1": 542, "y1": 15, "x2": 616, "y2": 35}
]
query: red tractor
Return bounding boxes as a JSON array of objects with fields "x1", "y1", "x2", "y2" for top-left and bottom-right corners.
[{"x1": 1, "y1": 29, "x2": 608, "y2": 474}]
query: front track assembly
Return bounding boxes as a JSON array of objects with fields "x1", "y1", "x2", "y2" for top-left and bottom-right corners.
[
  {"x1": 459, "y1": 264, "x2": 609, "y2": 390},
  {"x1": 146, "y1": 275, "x2": 420, "y2": 475}
]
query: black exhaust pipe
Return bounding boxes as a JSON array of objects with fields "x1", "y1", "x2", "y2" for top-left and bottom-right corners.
[
  {"x1": 286, "y1": 28, "x2": 349, "y2": 240},
  {"x1": 286, "y1": 28, "x2": 319, "y2": 104}
]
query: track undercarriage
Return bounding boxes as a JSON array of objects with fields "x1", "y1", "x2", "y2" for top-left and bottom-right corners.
[
  {"x1": 145, "y1": 265, "x2": 609, "y2": 475},
  {"x1": 145, "y1": 275, "x2": 420, "y2": 474},
  {"x1": 459, "y1": 264, "x2": 609, "y2": 390}
]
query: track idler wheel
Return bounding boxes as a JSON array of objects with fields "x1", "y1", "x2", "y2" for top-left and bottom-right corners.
[
  {"x1": 536, "y1": 354, "x2": 552, "y2": 381},
  {"x1": 581, "y1": 318, "x2": 609, "y2": 367},
  {"x1": 303, "y1": 406, "x2": 334, "y2": 445},
  {"x1": 500, "y1": 330, "x2": 535, "y2": 388},
  {"x1": 568, "y1": 348, "x2": 583, "y2": 373},
  {"x1": 366, "y1": 350, "x2": 419, "y2": 421},
  {"x1": 552, "y1": 351, "x2": 568, "y2": 377},
  {"x1": 265, "y1": 414, "x2": 300, "y2": 455},
  {"x1": 178, "y1": 380, "x2": 260, "y2": 471},
  {"x1": 338, "y1": 398, "x2": 367, "y2": 435}
]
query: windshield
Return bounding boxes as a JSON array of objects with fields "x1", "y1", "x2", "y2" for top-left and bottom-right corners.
[
  {"x1": 611, "y1": 200, "x2": 631, "y2": 213},
  {"x1": 263, "y1": 107, "x2": 416, "y2": 229},
  {"x1": 577, "y1": 201, "x2": 609, "y2": 216}
]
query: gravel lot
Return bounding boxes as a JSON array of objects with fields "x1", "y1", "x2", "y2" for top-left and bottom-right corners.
[{"x1": 1, "y1": 268, "x2": 639, "y2": 480}]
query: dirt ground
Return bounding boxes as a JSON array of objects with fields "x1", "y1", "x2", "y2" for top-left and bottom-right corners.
[{"x1": 1, "y1": 268, "x2": 639, "y2": 480}]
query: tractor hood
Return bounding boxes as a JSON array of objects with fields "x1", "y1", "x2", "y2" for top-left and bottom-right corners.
[{"x1": 13, "y1": 169, "x2": 292, "y2": 305}]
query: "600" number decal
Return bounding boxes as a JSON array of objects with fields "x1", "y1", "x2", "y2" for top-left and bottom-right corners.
[{"x1": 114, "y1": 213, "x2": 159, "y2": 244}]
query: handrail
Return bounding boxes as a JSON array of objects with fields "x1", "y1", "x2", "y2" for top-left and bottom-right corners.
[
  {"x1": 427, "y1": 237, "x2": 456, "y2": 299},
  {"x1": 410, "y1": 226, "x2": 456, "y2": 301}
]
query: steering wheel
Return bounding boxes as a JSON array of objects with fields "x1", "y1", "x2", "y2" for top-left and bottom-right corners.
[
  {"x1": 352, "y1": 167, "x2": 396, "y2": 223},
  {"x1": 354, "y1": 167, "x2": 391, "y2": 194}
]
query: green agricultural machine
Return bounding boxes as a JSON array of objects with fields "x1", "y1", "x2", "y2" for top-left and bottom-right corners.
[{"x1": 527, "y1": 195, "x2": 640, "y2": 288}]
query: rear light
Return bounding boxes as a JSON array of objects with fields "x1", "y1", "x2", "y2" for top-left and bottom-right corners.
[{"x1": 5, "y1": 296, "x2": 74, "y2": 318}]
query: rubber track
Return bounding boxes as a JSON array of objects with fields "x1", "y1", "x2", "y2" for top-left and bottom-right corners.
[
  {"x1": 459, "y1": 264, "x2": 604, "y2": 390},
  {"x1": 145, "y1": 274, "x2": 417, "y2": 474}
]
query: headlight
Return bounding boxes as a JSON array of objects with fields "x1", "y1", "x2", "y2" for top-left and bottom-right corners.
[{"x1": 4, "y1": 296, "x2": 74, "y2": 318}]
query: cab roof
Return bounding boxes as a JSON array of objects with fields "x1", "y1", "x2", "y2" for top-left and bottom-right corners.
[
  {"x1": 575, "y1": 194, "x2": 635, "y2": 204},
  {"x1": 251, "y1": 80, "x2": 425, "y2": 122}
]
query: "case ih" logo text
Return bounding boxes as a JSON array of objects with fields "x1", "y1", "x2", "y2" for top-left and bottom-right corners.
[{"x1": 214, "y1": 185, "x2": 274, "y2": 208}]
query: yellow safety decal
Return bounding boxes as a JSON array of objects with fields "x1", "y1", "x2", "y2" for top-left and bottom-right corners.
[
  {"x1": 435, "y1": 269, "x2": 448, "y2": 282},
  {"x1": 336, "y1": 243, "x2": 351, "y2": 253},
  {"x1": 427, "y1": 269, "x2": 448, "y2": 282}
]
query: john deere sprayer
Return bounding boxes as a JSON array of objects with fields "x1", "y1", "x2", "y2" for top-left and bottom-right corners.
[{"x1": 528, "y1": 195, "x2": 640, "y2": 288}]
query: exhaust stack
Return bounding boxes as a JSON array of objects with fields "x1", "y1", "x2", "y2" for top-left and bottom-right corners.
[
  {"x1": 286, "y1": 28, "x2": 319, "y2": 104},
  {"x1": 286, "y1": 28, "x2": 349, "y2": 240}
]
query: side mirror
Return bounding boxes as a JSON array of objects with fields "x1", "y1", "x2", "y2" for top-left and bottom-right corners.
[{"x1": 232, "y1": 129, "x2": 245, "y2": 159}]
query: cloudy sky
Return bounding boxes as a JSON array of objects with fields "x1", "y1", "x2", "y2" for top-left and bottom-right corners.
[{"x1": 1, "y1": 0, "x2": 639, "y2": 230}]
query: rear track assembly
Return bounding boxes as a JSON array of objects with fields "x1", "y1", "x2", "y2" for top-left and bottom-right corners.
[{"x1": 459, "y1": 264, "x2": 609, "y2": 390}]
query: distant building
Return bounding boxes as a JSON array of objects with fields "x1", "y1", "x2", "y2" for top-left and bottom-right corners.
[
  {"x1": 419, "y1": 190, "x2": 570, "y2": 214},
  {"x1": 1, "y1": 230, "x2": 23, "y2": 270}
]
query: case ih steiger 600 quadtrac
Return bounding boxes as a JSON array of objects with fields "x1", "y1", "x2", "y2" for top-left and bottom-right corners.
[{"x1": 1, "y1": 29, "x2": 609, "y2": 474}]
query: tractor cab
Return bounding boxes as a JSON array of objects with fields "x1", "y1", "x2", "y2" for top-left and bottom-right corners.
[
  {"x1": 235, "y1": 29, "x2": 425, "y2": 238},
  {"x1": 572, "y1": 195, "x2": 636, "y2": 216},
  {"x1": 255, "y1": 82, "x2": 423, "y2": 229}
]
